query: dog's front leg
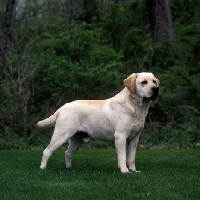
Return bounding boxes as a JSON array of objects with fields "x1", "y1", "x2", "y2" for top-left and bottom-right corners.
[
  {"x1": 114, "y1": 133, "x2": 129, "y2": 173},
  {"x1": 127, "y1": 131, "x2": 141, "y2": 172}
]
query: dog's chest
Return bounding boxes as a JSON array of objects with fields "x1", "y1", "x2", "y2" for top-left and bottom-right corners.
[
  {"x1": 133, "y1": 102, "x2": 149, "y2": 119},
  {"x1": 127, "y1": 105, "x2": 149, "y2": 138},
  {"x1": 127, "y1": 119, "x2": 145, "y2": 139},
  {"x1": 132, "y1": 116, "x2": 145, "y2": 130}
]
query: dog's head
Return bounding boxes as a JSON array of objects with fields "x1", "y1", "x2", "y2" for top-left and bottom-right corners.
[{"x1": 124, "y1": 72, "x2": 160, "y2": 100}]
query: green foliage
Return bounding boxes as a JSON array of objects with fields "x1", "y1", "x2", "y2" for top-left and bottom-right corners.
[
  {"x1": 0, "y1": 0, "x2": 200, "y2": 149},
  {"x1": 141, "y1": 122, "x2": 200, "y2": 148},
  {"x1": 34, "y1": 21, "x2": 123, "y2": 110},
  {"x1": 0, "y1": 126, "x2": 30, "y2": 150}
]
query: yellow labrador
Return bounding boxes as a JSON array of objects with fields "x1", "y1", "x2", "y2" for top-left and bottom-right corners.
[{"x1": 37, "y1": 72, "x2": 160, "y2": 173}]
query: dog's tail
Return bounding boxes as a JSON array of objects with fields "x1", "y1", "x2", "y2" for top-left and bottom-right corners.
[{"x1": 36, "y1": 111, "x2": 59, "y2": 128}]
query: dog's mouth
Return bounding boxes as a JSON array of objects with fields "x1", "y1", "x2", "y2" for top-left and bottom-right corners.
[{"x1": 143, "y1": 87, "x2": 159, "y2": 100}]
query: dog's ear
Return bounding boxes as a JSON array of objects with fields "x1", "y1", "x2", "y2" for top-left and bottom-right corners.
[
  {"x1": 155, "y1": 78, "x2": 160, "y2": 87},
  {"x1": 124, "y1": 74, "x2": 137, "y2": 93}
]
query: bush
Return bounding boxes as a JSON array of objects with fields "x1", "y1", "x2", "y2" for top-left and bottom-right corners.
[
  {"x1": 34, "y1": 22, "x2": 123, "y2": 112},
  {"x1": 0, "y1": 1, "x2": 199, "y2": 149},
  {"x1": 140, "y1": 122, "x2": 200, "y2": 149}
]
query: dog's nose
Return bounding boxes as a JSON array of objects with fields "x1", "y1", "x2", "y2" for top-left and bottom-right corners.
[
  {"x1": 152, "y1": 87, "x2": 159, "y2": 98},
  {"x1": 152, "y1": 87, "x2": 159, "y2": 93}
]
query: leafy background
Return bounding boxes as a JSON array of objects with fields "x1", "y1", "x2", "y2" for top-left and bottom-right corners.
[{"x1": 0, "y1": 0, "x2": 199, "y2": 149}]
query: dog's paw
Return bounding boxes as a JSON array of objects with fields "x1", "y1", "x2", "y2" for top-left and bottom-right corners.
[
  {"x1": 129, "y1": 168, "x2": 141, "y2": 173},
  {"x1": 66, "y1": 162, "x2": 72, "y2": 168},
  {"x1": 134, "y1": 170, "x2": 141, "y2": 173},
  {"x1": 120, "y1": 168, "x2": 130, "y2": 173},
  {"x1": 40, "y1": 166, "x2": 46, "y2": 170},
  {"x1": 83, "y1": 137, "x2": 91, "y2": 143},
  {"x1": 130, "y1": 170, "x2": 141, "y2": 173}
]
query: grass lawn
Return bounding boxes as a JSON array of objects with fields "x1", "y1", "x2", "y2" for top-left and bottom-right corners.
[{"x1": 0, "y1": 148, "x2": 199, "y2": 200}]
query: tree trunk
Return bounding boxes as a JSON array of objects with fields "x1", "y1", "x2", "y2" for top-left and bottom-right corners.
[
  {"x1": 147, "y1": 0, "x2": 176, "y2": 46},
  {"x1": 0, "y1": 0, "x2": 15, "y2": 80}
]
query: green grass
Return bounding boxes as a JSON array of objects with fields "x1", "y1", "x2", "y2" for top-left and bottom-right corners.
[{"x1": 0, "y1": 149, "x2": 199, "y2": 200}]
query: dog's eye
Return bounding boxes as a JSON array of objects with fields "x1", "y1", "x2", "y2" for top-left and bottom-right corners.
[
  {"x1": 153, "y1": 80, "x2": 156, "y2": 84},
  {"x1": 141, "y1": 80, "x2": 147, "y2": 84}
]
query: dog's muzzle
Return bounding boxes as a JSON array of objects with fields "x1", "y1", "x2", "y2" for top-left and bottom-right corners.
[
  {"x1": 150, "y1": 87, "x2": 159, "y2": 99},
  {"x1": 143, "y1": 87, "x2": 159, "y2": 100}
]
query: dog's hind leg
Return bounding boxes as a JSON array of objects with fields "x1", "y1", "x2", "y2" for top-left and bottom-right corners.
[
  {"x1": 40, "y1": 129, "x2": 72, "y2": 170},
  {"x1": 65, "y1": 136, "x2": 83, "y2": 168}
]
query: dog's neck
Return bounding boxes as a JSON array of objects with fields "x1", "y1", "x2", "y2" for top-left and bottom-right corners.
[
  {"x1": 130, "y1": 93, "x2": 144, "y2": 107},
  {"x1": 113, "y1": 88, "x2": 151, "y2": 119},
  {"x1": 115, "y1": 88, "x2": 151, "y2": 107},
  {"x1": 123, "y1": 88, "x2": 151, "y2": 118}
]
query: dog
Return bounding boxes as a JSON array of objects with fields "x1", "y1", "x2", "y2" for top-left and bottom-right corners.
[{"x1": 37, "y1": 72, "x2": 160, "y2": 173}]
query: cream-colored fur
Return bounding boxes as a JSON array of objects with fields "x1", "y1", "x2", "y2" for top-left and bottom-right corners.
[{"x1": 37, "y1": 72, "x2": 160, "y2": 173}]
